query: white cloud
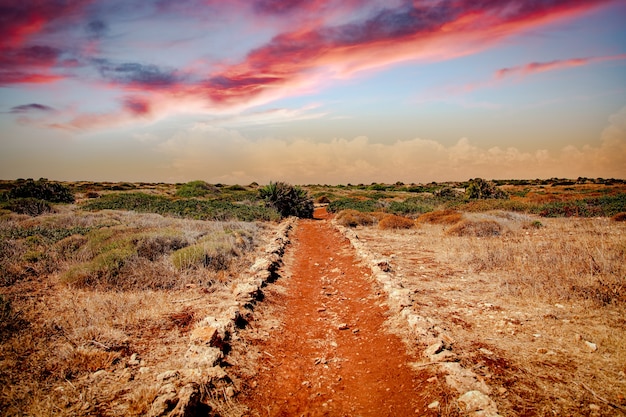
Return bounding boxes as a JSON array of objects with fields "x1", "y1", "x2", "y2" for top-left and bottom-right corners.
[{"x1": 157, "y1": 108, "x2": 626, "y2": 184}]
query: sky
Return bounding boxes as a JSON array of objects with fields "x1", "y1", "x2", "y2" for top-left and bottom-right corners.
[{"x1": 1, "y1": 0, "x2": 625, "y2": 185}]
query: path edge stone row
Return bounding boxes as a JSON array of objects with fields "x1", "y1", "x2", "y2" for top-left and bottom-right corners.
[
  {"x1": 334, "y1": 222, "x2": 502, "y2": 417},
  {"x1": 147, "y1": 218, "x2": 295, "y2": 417}
]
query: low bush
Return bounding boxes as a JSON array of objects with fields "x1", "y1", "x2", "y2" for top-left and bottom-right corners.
[
  {"x1": 328, "y1": 198, "x2": 379, "y2": 213},
  {"x1": 4, "y1": 198, "x2": 52, "y2": 216},
  {"x1": 416, "y1": 209, "x2": 463, "y2": 225},
  {"x1": 378, "y1": 214, "x2": 415, "y2": 230},
  {"x1": 176, "y1": 180, "x2": 218, "y2": 198},
  {"x1": 6, "y1": 178, "x2": 74, "y2": 203},
  {"x1": 611, "y1": 212, "x2": 626, "y2": 222},
  {"x1": 135, "y1": 234, "x2": 189, "y2": 261},
  {"x1": 83, "y1": 192, "x2": 280, "y2": 221},
  {"x1": 315, "y1": 196, "x2": 331, "y2": 204},
  {"x1": 171, "y1": 241, "x2": 235, "y2": 271},
  {"x1": 465, "y1": 178, "x2": 508, "y2": 200},
  {"x1": 335, "y1": 209, "x2": 379, "y2": 227},
  {"x1": 446, "y1": 219, "x2": 503, "y2": 237}
]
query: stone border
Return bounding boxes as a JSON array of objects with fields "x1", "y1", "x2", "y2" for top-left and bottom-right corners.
[
  {"x1": 147, "y1": 218, "x2": 295, "y2": 417},
  {"x1": 334, "y1": 222, "x2": 501, "y2": 417}
]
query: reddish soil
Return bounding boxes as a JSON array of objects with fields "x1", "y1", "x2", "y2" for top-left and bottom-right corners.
[{"x1": 240, "y1": 208, "x2": 440, "y2": 416}]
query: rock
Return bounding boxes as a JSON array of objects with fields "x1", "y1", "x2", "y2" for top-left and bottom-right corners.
[
  {"x1": 148, "y1": 387, "x2": 179, "y2": 417},
  {"x1": 589, "y1": 404, "x2": 600, "y2": 411},
  {"x1": 536, "y1": 348, "x2": 548, "y2": 354},
  {"x1": 190, "y1": 326, "x2": 219, "y2": 346},
  {"x1": 225, "y1": 386, "x2": 235, "y2": 397},
  {"x1": 157, "y1": 370, "x2": 180, "y2": 382},
  {"x1": 185, "y1": 345, "x2": 223, "y2": 368},
  {"x1": 338, "y1": 323, "x2": 349, "y2": 330},
  {"x1": 430, "y1": 350, "x2": 457, "y2": 362},
  {"x1": 428, "y1": 401, "x2": 440, "y2": 409},
  {"x1": 169, "y1": 383, "x2": 202, "y2": 417},
  {"x1": 479, "y1": 348, "x2": 494, "y2": 356},
  {"x1": 584, "y1": 341, "x2": 598, "y2": 352},
  {"x1": 458, "y1": 390, "x2": 500, "y2": 416},
  {"x1": 424, "y1": 341, "x2": 444, "y2": 357},
  {"x1": 159, "y1": 383, "x2": 177, "y2": 395},
  {"x1": 441, "y1": 363, "x2": 491, "y2": 394},
  {"x1": 128, "y1": 353, "x2": 140, "y2": 366}
]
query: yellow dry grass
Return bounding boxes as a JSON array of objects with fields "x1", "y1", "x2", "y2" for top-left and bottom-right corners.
[
  {"x1": 0, "y1": 209, "x2": 275, "y2": 416},
  {"x1": 352, "y1": 214, "x2": 626, "y2": 416}
]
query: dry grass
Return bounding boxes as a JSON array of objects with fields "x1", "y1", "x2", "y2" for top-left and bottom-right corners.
[
  {"x1": 446, "y1": 218, "x2": 503, "y2": 237},
  {"x1": 335, "y1": 209, "x2": 383, "y2": 227},
  {"x1": 449, "y1": 217, "x2": 626, "y2": 305},
  {"x1": 416, "y1": 209, "x2": 463, "y2": 225},
  {"x1": 351, "y1": 214, "x2": 626, "y2": 416},
  {"x1": 612, "y1": 212, "x2": 626, "y2": 222},
  {"x1": 0, "y1": 208, "x2": 275, "y2": 416},
  {"x1": 378, "y1": 214, "x2": 415, "y2": 230}
]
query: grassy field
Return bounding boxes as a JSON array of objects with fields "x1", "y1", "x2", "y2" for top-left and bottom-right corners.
[{"x1": 0, "y1": 177, "x2": 624, "y2": 416}]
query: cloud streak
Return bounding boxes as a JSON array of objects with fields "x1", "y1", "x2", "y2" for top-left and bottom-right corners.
[
  {"x1": 1, "y1": 0, "x2": 616, "y2": 129},
  {"x1": 495, "y1": 54, "x2": 626, "y2": 79}
]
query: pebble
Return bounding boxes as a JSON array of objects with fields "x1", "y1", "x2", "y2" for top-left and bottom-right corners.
[
  {"x1": 428, "y1": 401, "x2": 439, "y2": 409},
  {"x1": 584, "y1": 341, "x2": 598, "y2": 352}
]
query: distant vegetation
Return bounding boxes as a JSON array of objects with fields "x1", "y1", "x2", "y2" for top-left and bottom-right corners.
[
  {"x1": 0, "y1": 178, "x2": 75, "y2": 216},
  {"x1": 82, "y1": 192, "x2": 280, "y2": 222},
  {"x1": 0, "y1": 177, "x2": 624, "y2": 220}
]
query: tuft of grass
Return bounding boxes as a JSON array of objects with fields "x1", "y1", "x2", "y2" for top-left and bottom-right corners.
[
  {"x1": 378, "y1": 214, "x2": 415, "y2": 230},
  {"x1": 416, "y1": 209, "x2": 463, "y2": 225},
  {"x1": 446, "y1": 219, "x2": 503, "y2": 237},
  {"x1": 335, "y1": 209, "x2": 379, "y2": 227}
]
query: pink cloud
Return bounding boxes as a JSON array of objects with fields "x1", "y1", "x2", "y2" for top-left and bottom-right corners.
[
  {"x1": 2, "y1": 0, "x2": 617, "y2": 130},
  {"x1": 495, "y1": 54, "x2": 626, "y2": 79}
]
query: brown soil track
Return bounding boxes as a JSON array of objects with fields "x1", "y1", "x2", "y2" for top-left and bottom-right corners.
[{"x1": 240, "y1": 208, "x2": 438, "y2": 416}]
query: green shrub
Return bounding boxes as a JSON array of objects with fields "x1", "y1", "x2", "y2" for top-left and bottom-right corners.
[
  {"x1": 465, "y1": 178, "x2": 508, "y2": 200},
  {"x1": 259, "y1": 181, "x2": 313, "y2": 218},
  {"x1": 7, "y1": 178, "x2": 74, "y2": 203},
  {"x1": 83, "y1": 192, "x2": 280, "y2": 221},
  {"x1": 328, "y1": 198, "x2": 378, "y2": 213},
  {"x1": 176, "y1": 181, "x2": 218, "y2": 198},
  {"x1": 4, "y1": 198, "x2": 52, "y2": 216}
]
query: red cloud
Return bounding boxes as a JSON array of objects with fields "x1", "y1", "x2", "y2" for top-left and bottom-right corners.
[
  {"x1": 3, "y1": 0, "x2": 617, "y2": 129},
  {"x1": 195, "y1": 0, "x2": 614, "y2": 106},
  {"x1": 495, "y1": 54, "x2": 626, "y2": 79}
]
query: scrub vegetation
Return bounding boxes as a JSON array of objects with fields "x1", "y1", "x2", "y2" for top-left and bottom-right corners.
[{"x1": 0, "y1": 177, "x2": 624, "y2": 416}]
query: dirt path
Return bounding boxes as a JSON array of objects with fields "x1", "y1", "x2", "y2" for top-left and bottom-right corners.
[{"x1": 239, "y1": 208, "x2": 438, "y2": 416}]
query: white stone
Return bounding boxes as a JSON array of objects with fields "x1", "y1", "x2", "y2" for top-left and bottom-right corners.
[{"x1": 428, "y1": 401, "x2": 440, "y2": 409}]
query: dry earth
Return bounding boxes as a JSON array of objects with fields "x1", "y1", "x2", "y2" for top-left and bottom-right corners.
[{"x1": 232, "y1": 208, "x2": 451, "y2": 416}]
